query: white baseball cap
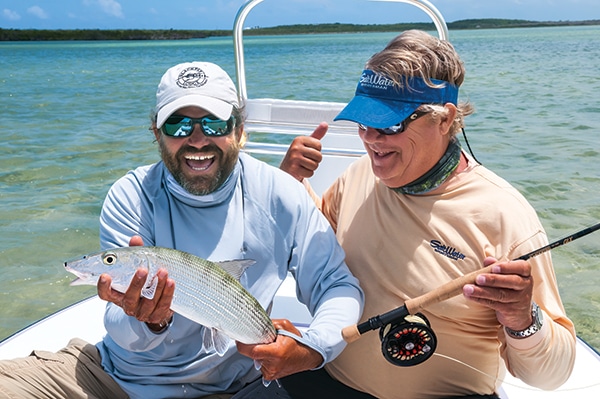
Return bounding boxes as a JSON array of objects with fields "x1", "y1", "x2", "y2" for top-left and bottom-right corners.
[{"x1": 155, "y1": 62, "x2": 239, "y2": 128}]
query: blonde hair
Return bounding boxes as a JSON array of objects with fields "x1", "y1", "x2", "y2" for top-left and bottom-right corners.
[{"x1": 366, "y1": 30, "x2": 474, "y2": 136}]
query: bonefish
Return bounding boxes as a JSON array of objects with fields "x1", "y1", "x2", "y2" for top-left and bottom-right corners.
[{"x1": 65, "y1": 246, "x2": 276, "y2": 355}]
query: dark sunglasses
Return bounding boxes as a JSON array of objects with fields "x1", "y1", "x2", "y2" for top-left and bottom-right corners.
[
  {"x1": 358, "y1": 110, "x2": 428, "y2": 135},
  {"x1": 161, "y1": 115, "x2": 235, "y2": 138}
]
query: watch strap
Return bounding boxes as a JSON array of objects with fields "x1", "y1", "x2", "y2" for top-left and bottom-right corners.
[{"x1": 505, "y1": 302, "x2": 544, "y2": 339}]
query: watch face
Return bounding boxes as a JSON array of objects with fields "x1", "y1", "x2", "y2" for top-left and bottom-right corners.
[{"x1": 534, "y1": 303, "x2": 543, "y2": 326}]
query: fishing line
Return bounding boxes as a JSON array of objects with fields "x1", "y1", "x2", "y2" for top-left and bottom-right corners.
[
  {"x1": 342, "y1": 221, "x2": 600, "y2": 366},
  {"x1": 431, "y1": 352, "x2": 600, "y2": 392}
]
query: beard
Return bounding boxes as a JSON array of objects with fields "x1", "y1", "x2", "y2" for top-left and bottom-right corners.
[{"x1": 158, "y1": 139, "x2": 240, "y2": 196}]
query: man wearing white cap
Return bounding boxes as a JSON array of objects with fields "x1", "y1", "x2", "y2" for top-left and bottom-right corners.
[
  {"x1": 280, "y1": 30, "x2": 575, "y2": 398},
  {"x1": 0, "y1": 62, "x2": 363, "y2": 399}
]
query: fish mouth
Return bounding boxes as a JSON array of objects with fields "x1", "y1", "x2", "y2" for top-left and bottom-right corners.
[
  {"x1": 185, "y1": 154, "x2": 215, "y2": 171},
  {"x1": 64, "y1": 261, "x2": 92, "y2": 285},
  {"x1": 68, "y1": 277, "x2": 90, "y2": 286}
]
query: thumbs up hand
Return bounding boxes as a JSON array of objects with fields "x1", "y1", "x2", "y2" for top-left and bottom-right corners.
[{"x1": 280, "y1": 122, "x2": 328, "y2": 181}]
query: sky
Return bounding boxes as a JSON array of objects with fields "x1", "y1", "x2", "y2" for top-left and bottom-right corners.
[{"x1": 1, "y1": 0, "x2": 599, "y2": 30}]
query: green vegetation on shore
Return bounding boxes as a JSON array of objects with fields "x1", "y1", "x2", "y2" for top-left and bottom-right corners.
[
  {"x1": 0, "y1": 28, "x2": 219, "y2": 41},
  {"x1": 1, "y1": 19, "x2": 599, "y2": 41}
]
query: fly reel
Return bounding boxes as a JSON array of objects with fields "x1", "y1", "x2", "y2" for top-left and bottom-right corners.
[{"x1": 379, "y1": 313, "x2": 437, "y2": 366}]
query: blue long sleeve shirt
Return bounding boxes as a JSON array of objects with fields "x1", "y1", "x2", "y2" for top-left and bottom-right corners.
[{"x1": 96, "y1": 152, "x2": 363, "y2": 399}]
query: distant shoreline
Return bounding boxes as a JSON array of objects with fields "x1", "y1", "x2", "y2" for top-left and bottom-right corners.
[{"x1": 1, "y1": 19, "x2": 599, "y2": 41}]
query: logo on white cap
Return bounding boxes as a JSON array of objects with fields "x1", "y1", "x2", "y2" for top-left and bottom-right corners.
[{"x1": 176, "y1": 67, "x2": 208, "y2": 89}]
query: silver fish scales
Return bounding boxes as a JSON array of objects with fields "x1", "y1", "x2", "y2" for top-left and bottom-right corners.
[{"x1": 65, "y1": 246, "x2": 277, "y2": 355}]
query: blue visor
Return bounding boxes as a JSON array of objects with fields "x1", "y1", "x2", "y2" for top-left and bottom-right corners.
[{"x1": 334, "y1": 69, "x2": 459, "y2": 128}]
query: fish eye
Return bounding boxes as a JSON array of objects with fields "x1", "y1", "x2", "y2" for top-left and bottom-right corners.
[{"x1": 103, "y1": 253, "x2": 117, "y2": 265}]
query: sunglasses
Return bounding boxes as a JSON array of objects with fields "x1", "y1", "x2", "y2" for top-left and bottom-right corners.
[
  {"x1": 161, "y1": 115, "x2": 235, "y2": 138},
  {"x1": 358, "y1": 110, "x2": 428, "y2": 135}
]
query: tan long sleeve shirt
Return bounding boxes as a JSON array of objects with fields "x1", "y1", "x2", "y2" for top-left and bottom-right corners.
[{"x1": 320, "y1": 154, "x2": 575, "y2": 398}]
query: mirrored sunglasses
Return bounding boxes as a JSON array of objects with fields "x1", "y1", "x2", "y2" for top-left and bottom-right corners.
[
  {"x1": 161, "y1": 115, "x2": 235, "y2": 138},
  {"x1": 358, "y1": 110, "x2": 428, "y2": 135}
]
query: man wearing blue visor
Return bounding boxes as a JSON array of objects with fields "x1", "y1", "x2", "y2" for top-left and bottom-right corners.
[{"x1": 280, "y1": 30, "x2": 575, "y2": 398}]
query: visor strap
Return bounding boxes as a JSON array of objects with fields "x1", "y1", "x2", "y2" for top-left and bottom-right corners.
[{"x1": 393, "y1": 139, "x2": 462, "y2": 195}]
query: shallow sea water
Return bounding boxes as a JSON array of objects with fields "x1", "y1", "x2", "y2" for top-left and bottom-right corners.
[{"x1": 0, "y1": 26, "x2": 599, "y2": 349}]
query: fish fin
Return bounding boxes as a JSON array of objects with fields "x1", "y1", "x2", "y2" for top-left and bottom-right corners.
[
  {"x1": 202, "y1": 328, "x2": 231, "y2": 356},
  {"x1": 141, "y1": 276, "x2": 158, "y2": 300},
  {"x1": 216, "y1": 259, "x2": 256, "y2": 281},
  {"x1": 211, "y1": 329, "x2": 231, "y2": 356},
  {"x1": 253, "y1": 361, "x2": 281, "y2": 388},
  {"x1": 201, "y1": 328, "x2": 214, "y2": 352}
]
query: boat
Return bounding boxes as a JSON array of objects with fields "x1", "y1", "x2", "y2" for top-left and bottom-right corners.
[{"x1": 1, "y1": 0, "x2": 599, "y2": 397}]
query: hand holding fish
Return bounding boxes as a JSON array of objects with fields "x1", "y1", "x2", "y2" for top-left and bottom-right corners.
[
  {"x1": 98, "y1": 268, "x2": 176, "y2": 331},
  {"x1": 236, "y1": 319, "x2": 323, "y2": 381},
  {"x1": 66, "y1": 239, "x2": 277, "y2": 351},
  {"x1": 96, "y1": 236, "x2": 176, "y2": 332},
  {"x1": 462, "y1": 257, "x2": 534, "y2": 332},
  {"x1": 279, "y1": 122, "x2": 328, "y2": 181}
]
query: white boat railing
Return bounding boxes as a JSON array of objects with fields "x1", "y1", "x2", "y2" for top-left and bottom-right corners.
[{"x1": 233, "y1": 0, "x2": 449, "y2": 102}]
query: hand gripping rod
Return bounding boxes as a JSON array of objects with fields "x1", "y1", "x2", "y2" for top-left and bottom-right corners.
[{"x1": 342, "y1": 222, "x2": 600, "y2": 343}]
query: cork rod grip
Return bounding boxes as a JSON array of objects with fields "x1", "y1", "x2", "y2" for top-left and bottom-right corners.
[
  {"x1": 404, "y1": 264, "x2": 494, "y2": 314},
  {"x1": 341, "y1": 324, "x2": 361, "y2": 343},
  {"x1": 342, "y1": 264, "x2": 495, "y2": 343}
]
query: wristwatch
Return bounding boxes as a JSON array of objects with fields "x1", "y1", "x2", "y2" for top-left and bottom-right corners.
[{"x1": 505, "y1": 302, "x2": 544, "y2": 339}]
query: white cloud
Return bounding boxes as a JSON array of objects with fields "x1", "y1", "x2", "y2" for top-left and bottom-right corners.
[
  {"x1": 3, "y1": 8, "x2": 20, "y2": 21},
  {"x1": 27, "y1": 6, "x2": 48, "y2": 20},
  {"x1": 83, "y1": 0, "x2": 124, "y2": 19},
  {"x1": 98, "y1": 0, "x2": 124, "y2": 18}
]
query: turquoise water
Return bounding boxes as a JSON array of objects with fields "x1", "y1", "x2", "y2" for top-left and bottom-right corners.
[{"x1": 1, "y1": 26, "x2": 599, "y2": 348}]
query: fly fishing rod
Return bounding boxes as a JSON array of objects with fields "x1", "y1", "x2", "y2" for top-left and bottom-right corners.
[{"x1": 341, "y1": 222, "x2": 600, "y2": 366}]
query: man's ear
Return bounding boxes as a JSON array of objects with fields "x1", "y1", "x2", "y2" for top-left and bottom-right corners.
[
  {"x1": 237, "y1": 124, "x2": 247, "y2": 147},
  {"x1": 440, "y1": 103, "x2": 457, "y2": 136},
  {"x1": 152, "y1": 125, "x2": 161, "y2": 142}
]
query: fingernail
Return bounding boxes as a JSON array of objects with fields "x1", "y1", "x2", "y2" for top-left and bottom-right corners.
[
  {"x1": 463, "y1": 284, "x2": 474, "y2": 296},
  {"x1": 476, "y1": 275, "x2": 486, "y2": 284}
]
